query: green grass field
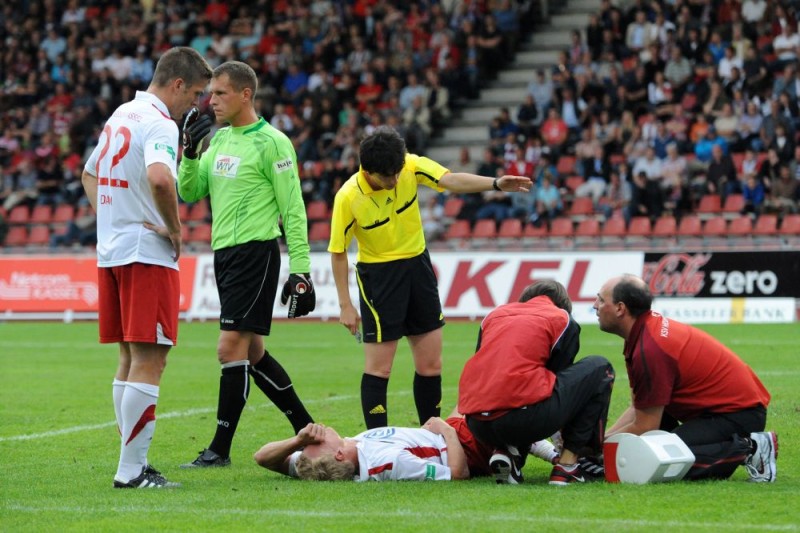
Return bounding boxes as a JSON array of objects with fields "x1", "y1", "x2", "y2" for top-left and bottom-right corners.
[{"x1": 0, "y1": 321, "x2": 797, "y2": 532}]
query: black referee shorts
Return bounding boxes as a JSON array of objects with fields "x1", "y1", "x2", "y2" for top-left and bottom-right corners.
[
  {"x1": 355, "y1": 249, "x2": 445, "y2": 343},
  {"x1": 214, "y1": 239, "x2": 280, "y2": 335}
]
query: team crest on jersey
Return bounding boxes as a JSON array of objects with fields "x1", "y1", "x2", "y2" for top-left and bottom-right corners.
[
  {"x1": 274, "y1": 158, "x2": 294, "y2": 173},
  {"x1": 154, "y1": 143, "x2": 176, "y2": 160},
  {"x1": 213, "y1": 154, "x2": 241, "y2": 178},
  {"x1": 362, "y1": 427, "x2": 396, "y2": 439}
]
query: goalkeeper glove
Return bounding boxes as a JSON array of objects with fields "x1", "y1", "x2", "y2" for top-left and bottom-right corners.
[
  {"x1": 281, "y1": 273, "x2": 315, "y2": 318},
  {"x1": 182, "y1": 107, "x2": 213, "y2": 159}
]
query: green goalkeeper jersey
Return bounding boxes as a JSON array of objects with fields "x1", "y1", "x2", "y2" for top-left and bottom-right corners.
[{"x1": 178, "y1": 117, "x2": 310, "y2": 273}]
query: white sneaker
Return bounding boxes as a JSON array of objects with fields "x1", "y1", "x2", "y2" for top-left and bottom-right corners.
[
  {"x1": 745, "y1": 431, "x2": 778, "y2": 482},
  {"x1": 529, "y1": 440, "x2": 559, "y2": 464}
]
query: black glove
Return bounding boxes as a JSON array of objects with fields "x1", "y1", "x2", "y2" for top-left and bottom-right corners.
[
  {"x1": 182, "y1": 107, "x2": 213, "y2": 159},
  {"x1": 281, "y1": 273, "x2": 315, "y2": 318}
]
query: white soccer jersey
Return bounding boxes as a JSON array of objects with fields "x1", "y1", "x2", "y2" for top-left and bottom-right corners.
[
  {"x1": 84, "y1": 91, "x2": 180, "y2": 269},
  {"x1": 287, "y1": 426, "x2": 451, "y2": 481}
]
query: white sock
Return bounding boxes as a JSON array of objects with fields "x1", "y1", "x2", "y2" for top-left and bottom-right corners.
[
  {"x1": 529, "y1": 440, "x2": 559, "y2": 464},
  {"x1": 112, "y1": 379, "x2": 126, "y2": 436},
  {"x1": 115, "y1": 382, "x2": 159, "y2": 483}
]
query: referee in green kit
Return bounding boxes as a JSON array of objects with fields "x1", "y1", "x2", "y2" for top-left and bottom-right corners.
[{"x1": 329, "y1": 127, "x2": 532, "y2": 429}]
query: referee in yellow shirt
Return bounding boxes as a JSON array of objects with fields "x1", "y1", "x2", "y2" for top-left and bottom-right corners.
[{"x1": 329, "y1": 127, "x2": 532, "y2": 429}]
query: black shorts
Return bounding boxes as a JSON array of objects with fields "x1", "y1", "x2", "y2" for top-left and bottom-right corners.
[
  {"x1": 356, "y1": 249, "x2": 445, "y2": 343},
  {"x1": 215, "y1": 239, "x2": 280, "y2": 335}
]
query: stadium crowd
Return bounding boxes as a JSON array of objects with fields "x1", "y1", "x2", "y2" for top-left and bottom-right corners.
[
  {"x1": 2, "y1": 0, "x2": 800, "y2": 249},
  {"x1": 462, "y1": 0, "x2": 800, "y2": 234},
  {"x1": 0, "y1": 0, "x2": 533, "y2": 248}
]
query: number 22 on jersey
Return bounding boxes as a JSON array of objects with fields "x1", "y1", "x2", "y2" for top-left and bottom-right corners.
[{"x1": 95, "y1": 124, "x2": 132, "y2": 204}]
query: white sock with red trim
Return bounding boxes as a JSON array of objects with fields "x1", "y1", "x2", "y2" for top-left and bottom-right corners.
[
  {"x1": 115, "y1": 382, "x2": 159, "y2": 483},
  {"x1": 112, "y1": 379, "x2": 126, "y2": 436}
]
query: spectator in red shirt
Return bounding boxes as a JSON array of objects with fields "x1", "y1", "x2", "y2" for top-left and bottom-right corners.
[
  {"x1": 596, "y1": 275, "x2": 777, "y2": 482},
  {"x1": 540, "y1": 108, "x2": 569, "y2": 158}
]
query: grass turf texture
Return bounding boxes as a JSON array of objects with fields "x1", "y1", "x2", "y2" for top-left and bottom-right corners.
[{"x1": 0, "y1": 321, "x2": 797, "y2": 532}]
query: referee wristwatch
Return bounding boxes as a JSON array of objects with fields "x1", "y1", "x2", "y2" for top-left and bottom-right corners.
[{"x1": 492, "y1": 177, "x2": 501, "y2": 191}]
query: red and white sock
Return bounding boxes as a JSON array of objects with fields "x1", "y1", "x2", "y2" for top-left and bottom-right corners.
[{"x1": 115, "y1": 382, "x2": 159, "y2": 483}]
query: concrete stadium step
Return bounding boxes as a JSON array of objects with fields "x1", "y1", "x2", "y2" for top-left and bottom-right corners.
[
  {"x1": 512, "y1": 49, "x2": 560, "y2": 70},
  {"x1": 473, "y1": 86, "x2": 528, "y2": 106},
  {"x1": 567, "y1": 0, "x2": 603, "y2": 13},
  {"x1": 549, "y1": 13, "x2": 590, "y2": 29},
  {"x1": 454, "y1": 106, "x2": 505, "y2": 123},
  {"x1": 439, "y1": 125, "x2": 490, "y2": 144},
  {"x1": 498, "y1": 69, "x2": 535, "y2": 85},
  {"x1": 425, "y1": 145, "x2": 486, "y2": 165},
  {"x1": 530, "y1": 30, "x2": 573, "y2": 49}
]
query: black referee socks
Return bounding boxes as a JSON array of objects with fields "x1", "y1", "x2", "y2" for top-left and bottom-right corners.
[
  {"x1": 361, "y1": 373, "x2": 389, "y2": 429},
  {"x1": 250, "y1": 351, "x2": 313, "y2": 434},
  {"x1": 210, "y1": 361, "x2": 250, "y2": 458},
  {"x1": 413, "y1": 373, "x2": 442, "y2": 425}
]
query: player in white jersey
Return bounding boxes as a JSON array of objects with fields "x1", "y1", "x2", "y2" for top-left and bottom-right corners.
[
  {"x1": 254, "y1": 412, "x2": 560, "y2": 482},
  {"x1": 81, "y1": 47, "x2": 212, "y2": 489}
]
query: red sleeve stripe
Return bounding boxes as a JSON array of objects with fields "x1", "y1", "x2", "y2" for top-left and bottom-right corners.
[
  {"x1": 405, "y1": 446, "x2": 444, "y2": 459},
  {"x1": 367, "y1": 462, "x2": 393, "y2": 476}
]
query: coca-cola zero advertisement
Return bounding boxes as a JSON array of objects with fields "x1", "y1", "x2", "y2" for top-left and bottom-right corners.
[{"x1": 643, "y1": 252, "x2": 800, "y2": 298}]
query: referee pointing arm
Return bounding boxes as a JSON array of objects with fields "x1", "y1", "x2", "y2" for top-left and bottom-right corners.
[{"x1": 329, "y1": 127, "x2": 532, "y2": 429}]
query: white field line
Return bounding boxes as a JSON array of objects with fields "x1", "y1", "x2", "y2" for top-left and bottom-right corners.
[
  {"x1": 2, "y1": 504, "x2": 798, "y2": 531},
  {"x1": 0, "y1": 390, "x2": 417, "y2": 443}
]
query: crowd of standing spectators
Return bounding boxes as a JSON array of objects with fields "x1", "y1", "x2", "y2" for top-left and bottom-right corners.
[
  {"x1": 0, "y1": 0, "x2": 533, "y2": 247},
  {"x1": 462, "y1": 0, "x2": 800, "y2": 233}
]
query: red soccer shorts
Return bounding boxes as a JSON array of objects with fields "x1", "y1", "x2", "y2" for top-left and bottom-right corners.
[{"x1": 98, "y1": 263, "x2": 179, "y2": 345}]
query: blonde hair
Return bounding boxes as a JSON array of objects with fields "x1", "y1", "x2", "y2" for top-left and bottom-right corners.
[{"x1": 295, "y1": 453, "x2": 356, "y2": 481}]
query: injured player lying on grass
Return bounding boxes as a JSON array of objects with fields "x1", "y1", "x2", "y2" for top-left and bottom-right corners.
[{"x1": 254, "y1": 411, "x2": 560, "y2": 482}]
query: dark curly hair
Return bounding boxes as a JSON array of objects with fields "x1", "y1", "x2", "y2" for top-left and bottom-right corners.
[{"x1": 359, "y1": 127, "x2": 407, "y2": 176}]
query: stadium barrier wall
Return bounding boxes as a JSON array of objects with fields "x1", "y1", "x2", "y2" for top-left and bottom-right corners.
[{"x1": 1, "y1": 252, "x2": 797, "y2": 324}]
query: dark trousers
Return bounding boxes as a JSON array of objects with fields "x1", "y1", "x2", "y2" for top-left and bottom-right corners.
[
  {"x1": 662, "y1": 406, "x2": 766, "y2": 480},
  {"x1": 467, "y1": 356, "x2": 615, "y2": 465}
]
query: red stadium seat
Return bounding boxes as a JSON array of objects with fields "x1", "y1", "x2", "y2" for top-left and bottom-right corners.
[
  {"x1": 601, "y1": 217, "x2": 627, "y2": 248},
  {"x1": 567, "y1": 197, "x2": 594, "y2": 219},
  {"x1": 556, "y1": 156, "x2": 576, "y2": 177},
  {"x1": 178, "y1": 203, "x2": 191, "y2": 221},
  {"x1": 7, "y1": 206, "x2": 30, "y2": 225},
  {"x1": 52, "y1": 204, "x2": 76, "y2": 225},
  {"x1": 727, "y1": 216, "x2": 753, "y2": 236},
  {"x1": 443, "y1": 197, "x2": 464, "y2": 219},
  {"x1": 444, "y1": 220, "x2": 471, "y2": 240},
  {"x1": 27, "y1": 225, "x2": 50, "y2": 246},
  {"x1": 187, "y1": 201, "x2": 210, "y2": 222},
  {"x1": 308, "y1": 221, "x2": 331, "y2": 242},
  {"x1": 722, "y1": 194, "x2": 745, "y2": 217},
  {"x1": 702, "y1": 216, "x2": 727, "y2": 236},
  {"x1": 548, "y1": 217, "x2": 574, "y2": 238},
  {"x1": 696, "y1": 194, "x2": 722, "y2": 218},
  {"x1": 4, "y1": 226, "x2": 28, "y2": 246},
  {"x1": 778, "y1": 214, "x2": 800, "y2": 235},
  {"x1": 652, "y1": 216, "x2": 677, "y2": 237},
  {"x1": 30, "y1": 205, "x2": 53, "y2": 225},
  {"x1": 752, "y1": 214, "x2": 778, "y2": 235},
  {"x1": 627, "y1": 216, "x2": 652, "y2": 237},
  {"x1": 189, "y1": 223, "x2": 212, "y2": 243},
  {"x1": 498, "y1": 218, "x2": 523, "y2": 239},
  {"x1": 574, "y1": 218, "x2": 600, "y2": 248},
  {"x1": 677, "y1": 215, "x2": 702, "y2": 237},
  {"x1": 306, "y1": 200, "x2": 330, "y2": 222},
  {"x1": 522, "y1": 224, "x2": 547, "y2": 239},
  {"x1": 471, "y1": 219, "x2": 497, "y2": 243},
  {"x1": 564, "y1": 175, "x2": 584, "y2": 193}
]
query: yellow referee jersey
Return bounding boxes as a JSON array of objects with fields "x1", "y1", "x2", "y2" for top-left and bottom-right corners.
[{"x1": 328, "y1": 154, "x2": 448, "y2": 263}]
